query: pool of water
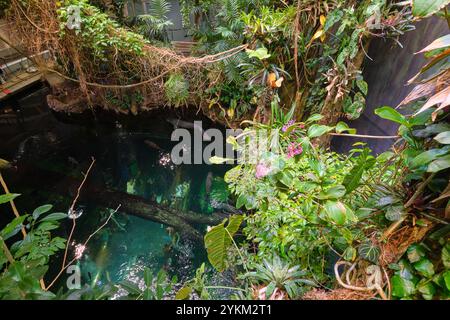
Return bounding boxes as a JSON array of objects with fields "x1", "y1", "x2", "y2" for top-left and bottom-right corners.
[{"x1": 0, "y1": 111, "x2": 234, "y2": 298}]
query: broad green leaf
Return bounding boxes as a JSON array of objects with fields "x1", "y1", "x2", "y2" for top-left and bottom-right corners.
[
  {"x1": 444, "y1": 270, "x2": 450, "y2": 290},
  {"x1": 39, "y1": 212, "x2": 68, "y2": 222},
  {"x1": 412, "y1": 0, "x2": 450, "y2": 18},
  {"x1": 358, "y1": 241, "x2": 381, "y2": 264},
  {"x1": 391, "y1": 275, "x2": 416, "y2": 298},
  {"x1": 355, "y1": 208, "x2": 375, "y2": 219},
  {"x1": 209, "y1": 156, "x2": 234, "y2": 164},
  {"x1": 305, "y1": 114, "x2": 323, "y2": 123},
  {"x1": 36, "y1": 221, "x2": 59, "y2": 232},
  {"x1": 246, "y1": 47, "x2": 271, "y2": 60},
  {"x1": 343, "y1": 92, "x2": 366, "y2": 120},
  {"x1": 407, "y1": 244, "x2": 427, "y2": 263},
  {"x1": 356, "y1": 79, "x2": 368, "y2": 95},
  {"x1": 434, "y1": 131, "x2": 450, "y2": 144},
  {"x1": 276, "y1": 171, "x2": 293, "y2": 188},
  {"x1": 417, "y1": 280, "x2": 436, "y2": 300},
  {"x1": 376, "y1": 195, "x2": 400, "y2": 207},
  {"x1": 226, "y1": 214, "x2": 244, "y2": 236},
  {"x1": 307, "y1": 124, "x2": 333, "y2": 138},
  {"x1": 322, "y1": 201, "x2": 347, "y2": 225},
  {"x1": 32, "y1": 205, "x2": 53, "y2": 220},
  {"x1": 336, "y1": 121, "x2": 356, "y2": 134},
  {"x1": 385, "y1": 205, "x2": 406, "y2": 222},
  {"x1": 413, "y1": 123, "x2": 450, "y2": 138},
  {"x1": 343, "y1": 153, "x2": 376, "y2": 193},
  {"x1": 413, "y1": 258, "x2": 435, "y2": 278},
  {"x1": 443, "y1": 243, "x2": 450, "y2": 268},
  {"x1": 397, "y1": 259, "x2": 418, "y2": 281},
  {"x1": 410, "y1": 148, "x2": 449, "y2": 168},
  {"x1": 175, "y1": 286, "x2": 192, "y2": 300},
  {"x1": 317, "y1": 185, "x2": 346, "y2": 200},
  {"x1": 0, "y1": 215, "x2": 27, "y2": 240},
  {"x1": 236, "y1": 194, "x2": 246, "y2": 209},
  {"x1": 375, "y1": 106, "x2": 409, "y2": 126},
  {"x1": 427, "y1": 154, "x2": 450, "y2": 172},
  {"x1": 324, "y1": 9, "x2": 343, "y2": 31},
  {"x1": 343, "y1": 246, "x2": 357, "y2": 261},
  {"x1": 204, "y1": 215, "x2": 244, "y2": 272},
  {"x1": 0, "y1": 193, "x2": 20, "y2": 205}
]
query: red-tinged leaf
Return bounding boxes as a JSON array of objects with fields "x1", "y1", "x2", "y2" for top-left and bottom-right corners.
[
  {"x1": 416, "y1": 86, "x2": 450, "y2": 116},
  {"x1": 417, "y1": 34, "x2": 450, "y2": 53},
  {"x1": 410, "y1": 49, "x2": 450, "y2": 84}
]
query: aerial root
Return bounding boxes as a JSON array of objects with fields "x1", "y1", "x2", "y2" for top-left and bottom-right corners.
[{"x1": 334, "y1": 261, "x2": 389, "y2": 300}]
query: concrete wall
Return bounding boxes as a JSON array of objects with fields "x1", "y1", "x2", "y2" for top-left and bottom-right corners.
[{"x1": 332, "y1": 17, "x2": 449, "y2": 154}]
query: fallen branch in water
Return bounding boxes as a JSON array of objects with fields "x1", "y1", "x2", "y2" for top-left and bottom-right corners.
[{"x1": 15, "y1": 164, "x2": 228, "y2": 239}]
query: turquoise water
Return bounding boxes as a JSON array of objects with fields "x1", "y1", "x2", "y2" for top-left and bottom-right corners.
[{"x1": 3, "y1": 116, "x2": 233, "y2": 297}]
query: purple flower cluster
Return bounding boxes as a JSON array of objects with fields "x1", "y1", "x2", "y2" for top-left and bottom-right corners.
[
  {"x1": 286, "y1": 142, "x2": 303, "y2": 159},
  {"x1": 255, "y1": 163, "x2": 271, "y2": 179},
  {"x1": 282, "y1": 120, "x2": 295, "y2": 133}
]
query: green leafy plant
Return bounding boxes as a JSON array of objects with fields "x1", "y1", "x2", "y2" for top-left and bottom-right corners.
[
  {"x1": 390, "y1": 242, "x2": 450, "y2": 300},
  {"x1": 204, "y1": 215, "x2": 244, "y2": 272},
  {"x1": 135, "y1": 0, "x2": 173, "y2": 42},
  {"x1": 243, "y1": 255, "x2": 314, "y2": 299},
  {"x1": 120, "y1": 268, "x2": 177, "y2": 300},
  {"x1": 164, "y1": 73, "x2": 190, "y2": 107},
  {"x1": 0, "y1": 194, "x2": 67, "y2": 299},
  {"x1": 213, "y1": 114, "x2": 395, "y2": 292}
]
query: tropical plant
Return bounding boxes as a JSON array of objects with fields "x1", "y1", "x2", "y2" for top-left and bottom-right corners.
[
  {"x1": 204, "y1": 215, "x2": 244, "y2": 272},
  {"x1": 0, "y1": 194, "x2": 67, "y2": 299},
  {"x1": 119, "y1": 268, "x2": 178, "y2": 300},
  {"x1": 390, "y1": 241, "x2": 450, "y2": 300},
  {"x1": 135, "y1": 0, "x2": 173, "y2": 42},
  {"x1": 243, "y1": 255, "x2": 315, "y2": 299},
  {"x1": 164, "y1": 73, "x2": 190, "y2": 107},
  {"x1": 208, "y1": 111, "x2": 397, "y2": 292}
]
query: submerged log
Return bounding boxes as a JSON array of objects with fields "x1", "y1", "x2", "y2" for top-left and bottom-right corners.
[
  {"x1": 87, "y1": 188, "x2": 228, "y2": 239},
  {"x1": 11, "y1": 165, "x2": 228, "y2": 239}
]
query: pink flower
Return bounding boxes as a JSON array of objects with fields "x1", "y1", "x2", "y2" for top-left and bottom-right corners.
[
  {"x1": 286, "y1": 143, "x2": 303, "y2": 159},
  {"x1": 255, "y1": 163, "x2": 271, "y2": 179},
  {"x1": 282, "y1": 120, "x2": 295, "y2": 133}
]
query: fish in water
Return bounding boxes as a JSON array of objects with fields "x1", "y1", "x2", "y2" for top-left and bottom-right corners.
[
  {"x1": 205, "y1": 171, "x2": 213, "y2": 194},
  {"x1": 14, "y1": 135, "x2": 40, "y2": 163},
  {"x1": 144, "y1": 139, "x2": 163, "y2": 151},
  {"x1": 166, "y1": 118, "x2": 211, "y2": 140},
  {"x1": 67, "y1": 156, "x2": 79, "y2": 167},
  {"x1": 210, "y1": 199, "x2": 242, "y2": 214},
  {"x1": 91, "y1": 236, "x2": 110, "y2": 287}
]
